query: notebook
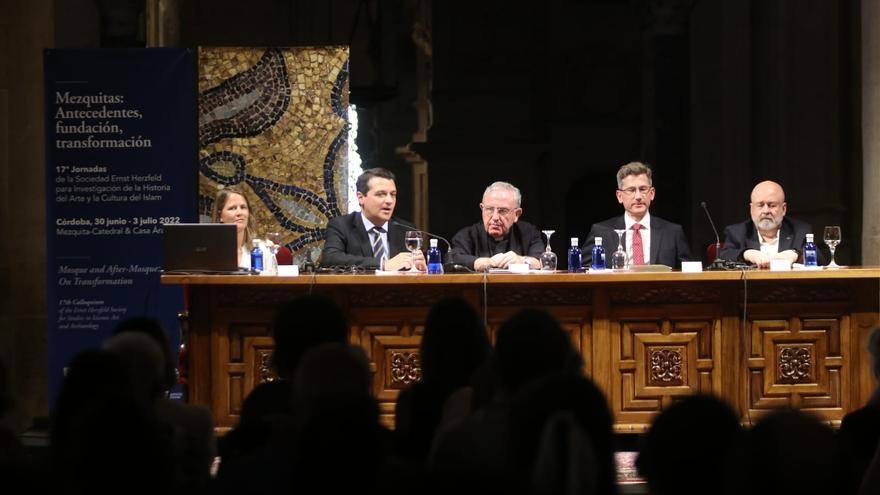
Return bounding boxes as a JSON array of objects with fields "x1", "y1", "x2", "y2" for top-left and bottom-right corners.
[{"x1": 162, "y1": 223, "x2": 242, "y2": 273}]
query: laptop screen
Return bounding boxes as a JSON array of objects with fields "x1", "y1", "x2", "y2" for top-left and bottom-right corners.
[{"x1": 162, "y1": 223, "x2": 239, "y2": 273}]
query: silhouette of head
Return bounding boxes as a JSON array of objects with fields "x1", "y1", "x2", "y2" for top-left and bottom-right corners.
[
  {"x1": 637, "y1": 394, "x2": 742, "y2": 495},
  {"x1": 493, "y1": 308, "x2": 582, "y2": 394},
  {"x1": 271, "y1": 294, "x2": 348, "y2": 379},
  {"x1": 507, "y1": 373, "x2": 617, "y2": 495},
  {"x1": 112, "y1": 317, "x2": 177, "y2": 392},
  {"x1": 725, "y1": 408, "x2": 842, "y2": 495},
  {"x1": 420, "y1": 297, "x2": 490, "y2": 389},
  {"x1": 104, "y1": 332, "x2": 168, "y2": 405}
]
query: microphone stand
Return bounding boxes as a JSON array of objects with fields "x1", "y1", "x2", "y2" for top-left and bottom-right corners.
[
  {"x1": 391, "y1": 220, "x2": 470, "y2": 272},
  {"x1": 700, "y1": 201, "x2": 727, "y2": 271}
]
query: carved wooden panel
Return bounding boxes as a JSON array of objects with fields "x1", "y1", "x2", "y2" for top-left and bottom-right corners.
[
  {"x1": 221, "y1": 322, "x2": 273, "y2": 419},
  {"x1": 348, "y1": 308, "x2": 427, "y2": 426},
  {"x1": 746, "y1": 314, "x2": 847, "y2": 419},
  {"x1": 611, "y1": 313, "x2": 720, "y2": 429}
]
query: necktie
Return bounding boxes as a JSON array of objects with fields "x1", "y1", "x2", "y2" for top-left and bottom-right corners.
[
  {"x1": 631, "y1": 223, "x2": 644, "y2": 265},
  {"x1": 371, "y1": 226, "x2": 386, "y2": 260}
]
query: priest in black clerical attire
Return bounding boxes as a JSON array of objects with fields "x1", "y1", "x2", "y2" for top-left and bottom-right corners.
[{"x1": 450, "y1": 181, "x2": 545, "y2": 271}]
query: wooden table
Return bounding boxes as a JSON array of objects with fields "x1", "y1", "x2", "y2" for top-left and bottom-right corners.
[{"x1": 162, "y1": 268, "x2": 880, "y2": 431}]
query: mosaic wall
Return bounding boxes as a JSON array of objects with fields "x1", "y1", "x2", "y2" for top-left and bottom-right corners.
[{"x1": 197, "y1": 46, "x2": 350, "y2": 264}]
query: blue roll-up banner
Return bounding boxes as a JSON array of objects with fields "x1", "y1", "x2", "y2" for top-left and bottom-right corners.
[{"x1": 44, "y1": 49, "x2": 196, "y2": 405}]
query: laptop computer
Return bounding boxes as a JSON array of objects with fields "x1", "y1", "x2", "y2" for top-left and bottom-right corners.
[{"x1": 162, "y1": 223, "x2": 242, "y2": 273}]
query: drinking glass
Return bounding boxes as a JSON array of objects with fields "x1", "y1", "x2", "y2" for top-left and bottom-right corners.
[
  {"x1": 264, "y1": 232, "x2": 282, "y2": 275},
  {"x1": 540, "y1": 230, "x2": 557, "y2": 271},
  {"x1": 823, "y1": 226, "x2": 841, "y2": 268},
  {"x1": 611, "y1": 228, "x2": 627, "y2": 270},
  {"x1": 404, "y1": 231, "x2": 423, "y2": 272}
]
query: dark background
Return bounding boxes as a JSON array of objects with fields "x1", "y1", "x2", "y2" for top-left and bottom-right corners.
[{"x1": 56, "y1": 0, "x2": 863, "y2": 264}]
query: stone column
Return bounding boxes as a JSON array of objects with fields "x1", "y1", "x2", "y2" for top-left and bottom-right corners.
[
  {"x1": 864, "y1": 0, "x2": 880, "y2": 265},
  {"x1": 0, "y1": 0, "x2": 53, "y2": 430}
]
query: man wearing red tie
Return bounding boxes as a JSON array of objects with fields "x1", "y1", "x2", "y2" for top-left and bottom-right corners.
[{"x1": 582, "y1": 162, "x2": 691, "y2": 269}]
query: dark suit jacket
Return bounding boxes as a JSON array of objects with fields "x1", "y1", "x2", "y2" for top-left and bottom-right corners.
[
  {"x1": 320, "y1": 212, "x2": 409, "y2": 269},
  {"x1": 582, "y1": 215, "x2": 691, "y2": 269},
  {"x1": 719, "y1": 216, "x2": 819, "y2": 263},
  {"x1": 450, "y1": 221, "x2": 545, "y2": 270}
]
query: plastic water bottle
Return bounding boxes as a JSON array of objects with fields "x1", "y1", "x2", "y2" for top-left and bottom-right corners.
[
  {"x1": 592, "y1": 237, "x2": 606, "y2": 270},
  {"x1": 803, "y1": 233, "x2": 818, "y2": 267},
  {"x1": 250, "y1": 239, "x2": 264, "y2": 272},
  {"x1": 427, "y1": 239, "x2": 443, "y2": 274},
  {"x1": 568, "y1": 237, "x2": 582, "y2": 272}
]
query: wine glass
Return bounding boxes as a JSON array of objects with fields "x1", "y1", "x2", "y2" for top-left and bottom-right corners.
[
  {"x1": 264, "y1": 232, "x2": 283, "y2": 275},
  {"x1": 404, "y1": 231, "x2": 423, "y2": 272},
  {"x1": 823, "y1": 225, "x2": 841, "y2": 268},
  {"x1": 540, "y1": 230, "x2": 557, "y2": 271},
  {"x1": 611, "y1": 228, "x2": 627, "y2": 270}
]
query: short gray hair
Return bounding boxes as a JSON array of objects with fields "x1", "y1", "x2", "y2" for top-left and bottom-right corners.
[
  {"x1": 483, "y1": 181, "x2": 522, "y2": 207},
  {"x1": 616, "y1": 162, "x2": 653, "y2": 190}
]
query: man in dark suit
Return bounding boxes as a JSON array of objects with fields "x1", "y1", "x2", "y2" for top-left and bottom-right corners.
[
  {"x1": 450, "y1": 181, "x2": 545, "y2": 271},
  {"x1": 583, "y1": 162, "x2": 691, "y2": 269},
  {"x1": 719, "y1": 180, "x2": 816, "y2": 268},
  {"x1": 320, "y1": 168, "x2": 426, "y2": 270}
]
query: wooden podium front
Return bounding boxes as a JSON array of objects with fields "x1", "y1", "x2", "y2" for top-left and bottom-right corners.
[{"x1": 162, "y1": 269, "x2": 880, "y2": 431}]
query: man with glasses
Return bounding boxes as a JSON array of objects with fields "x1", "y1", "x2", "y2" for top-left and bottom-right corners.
[
  {"x1": 583, "y1": 162, "x2": 691, "y2": 268},
  {"x1": 719, "y1": 180, "x2": 816, "y2": 268},
  {"x1": 450, "y1": 181, "x2": 544, "y2": 271}
]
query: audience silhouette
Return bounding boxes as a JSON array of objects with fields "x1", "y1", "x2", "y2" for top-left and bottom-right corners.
[
  {"x1": 50, "y1": 349, "x2": 175, "y2": 495},
  {"x1": 395, "y1": 297, "x2": 490, "y2": 462},
  {"x1": 839, "y1": 327, "x2": 880, "y2": 494},
  {"x1": 429, "y1": 308, "x2": 583, "y2": 494},
  {"x1": 506, "y1": 372, "x2": 618, "y2": 495},
  {"x1": 723, "y1": 408, "x2": 844, "y2": 495},
  {"x1": 25, "y1": 307, "x2": 880, "y2": 494},
  {"x1": 637, "y1": 394, "x2": 742, "y2": 495},
  {"x1": 292, "y1": 343, "x2": 391, "y2": 492},
  {"x1": 214, "y1": 294, "x2": 349, "y2": 494},
  {"x1": 106, "y1": 318, "x2": 216, "y2": 495}
]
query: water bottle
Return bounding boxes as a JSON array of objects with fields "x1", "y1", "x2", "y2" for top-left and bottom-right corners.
[
  {"x1": 803, "y1": 233, "x2": 818, "y2": 267},
  {"x1": 592, "y1": 236, "x2": 606, "y2": 270},
  {"x1": 427, "y1": 239, "x2": 443, "y2": 274},
  {"x1": 250, "y1": 239, "x2": 264, "y2": 272},
  {"x1": 568, "y1": 237, "x2": 582, "y2": 272}
]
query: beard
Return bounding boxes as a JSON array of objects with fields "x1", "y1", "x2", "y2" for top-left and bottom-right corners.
[{"x1": 755, "y1": 216, "x2": 781, "y2": 231}]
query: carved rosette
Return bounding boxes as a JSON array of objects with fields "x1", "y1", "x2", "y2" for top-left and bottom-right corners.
[
  {"x1": 390, "y1": 351, "x2": 422, "y2": 386},
  {"x1": 258, "y1": 349, "x2": 278, "y2": 383},
  {"x1": 778, "y1": 346, "x2": 812, "y2": 383},
  {"x1": 650, "y1": 348, "x2": 683, "y2": 386}
]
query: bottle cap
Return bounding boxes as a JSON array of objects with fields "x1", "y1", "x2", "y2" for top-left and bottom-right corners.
[
  {"x1": 595, "y1": 237, "x2": 603, "y2": 245},
  {"x1": 570, "y1": 237, "x2": 578, "y2": 246},
  {"x1": 430, "y1": 238, "x2": 438, "y2": 247},
  {"x1": 252, "y1": 239, "x2": 260, "y2": 247},
  {"x1": 806, "y1": 233, "x2": 814, "y2": 242}
]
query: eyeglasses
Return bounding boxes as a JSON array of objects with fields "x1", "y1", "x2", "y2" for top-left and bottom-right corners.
[
  {"x1": 751, "y1": 202, "x2": 782, "y2": 210},
  {"x1": 481, "y1": 206, "x2": 515, "y2": 216},
  {"x1": 618, "y1": 186, "x2": 653, "y2": 196}
]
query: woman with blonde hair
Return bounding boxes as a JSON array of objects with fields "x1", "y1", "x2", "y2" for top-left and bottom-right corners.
[{"x1": 212, "y1": 187, "x2": 257, "y2": 267}]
